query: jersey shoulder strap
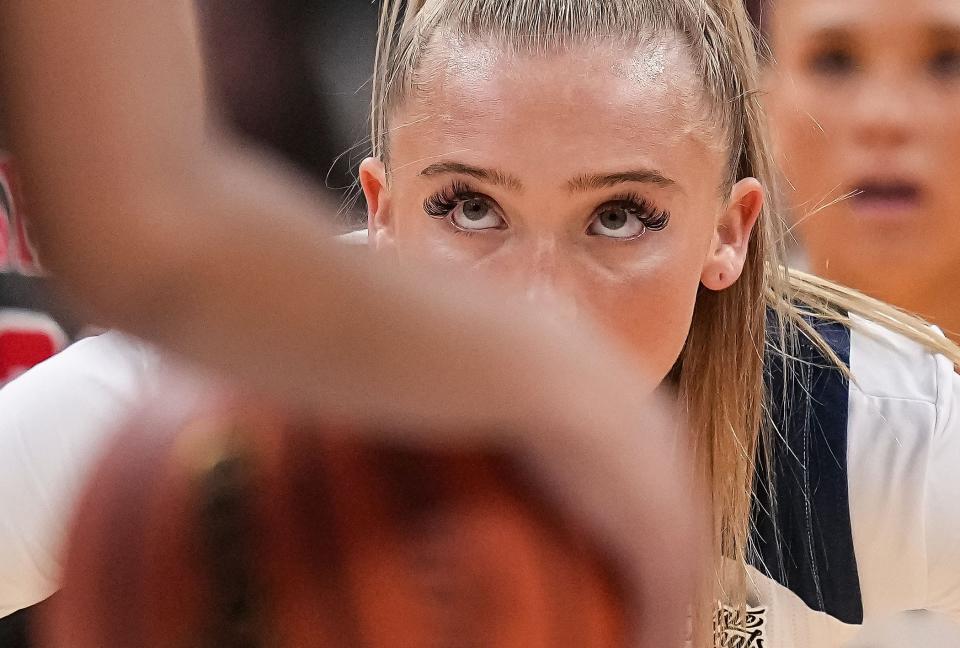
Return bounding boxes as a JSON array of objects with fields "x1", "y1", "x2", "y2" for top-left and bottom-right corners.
[{"x1": 752, "y1": 313, "x2": 862, "y2": 624}]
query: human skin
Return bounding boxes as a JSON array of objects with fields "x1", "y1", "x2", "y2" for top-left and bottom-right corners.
[
  {"x1": 361, "y1": 38, "x2": 764, "y2": 387},
  {"x1": 0, "y1": 4, "x2": 707, "y2": 645},
  {"x1": 762, "y1": 0, "x2": 960, "y2": 338}
]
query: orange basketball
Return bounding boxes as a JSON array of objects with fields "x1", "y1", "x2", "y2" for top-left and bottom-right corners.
[{"x1": 41, "y1": 382, "x2": 630, "y2": 648}]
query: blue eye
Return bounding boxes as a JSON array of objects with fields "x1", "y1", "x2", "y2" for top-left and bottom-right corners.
[
  {"x1": 590, "y1": 205, "x2": 646, "y2": 239},
  {"x1": 587, "y1": 197, "x2": 670, "y2": 240},
  {"x1": 423, "y1": 183, "x2": 505, "y2": 232},
  {"x1": 450, "y1": 197, "x2": 504, "y2": 231}
]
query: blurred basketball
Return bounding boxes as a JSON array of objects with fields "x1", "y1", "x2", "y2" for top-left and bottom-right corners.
[{"x1": 40, "y1": 378, "x2": 629, "y2": 647}]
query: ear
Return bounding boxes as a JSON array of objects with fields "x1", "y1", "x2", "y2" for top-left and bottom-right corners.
[
  {"x1": 700, "y1": 178, "x2": 764, "y2": 291},
  {"x1": 359, "y1": 157, "x2": 396, "y2": 253}
]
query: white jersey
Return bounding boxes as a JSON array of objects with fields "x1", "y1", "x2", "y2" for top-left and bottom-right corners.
[
  {"x1": 0, "y1": 318, "x2": 959, "y2": 647},
  {"x1": 723, "y1": 315, "x2": 960, "y2": 646}
]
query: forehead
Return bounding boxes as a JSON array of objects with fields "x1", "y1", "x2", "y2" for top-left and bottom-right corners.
[
  {"x1": 772, "y1": 0, "x2": 960, "y2": 38},
  {"x1": 388, "y1": 36, "x2": 723, "y2": 188}
]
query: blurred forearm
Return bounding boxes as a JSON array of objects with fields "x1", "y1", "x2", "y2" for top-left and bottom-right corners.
[{"x1": 0, "y1": 2, "x2": 582, "y2": 430}]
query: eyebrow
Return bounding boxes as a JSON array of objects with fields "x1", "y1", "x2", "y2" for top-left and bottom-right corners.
[
  {"x1": 804, "y1": 19, "x2": 960, "y2": 42},
  {"x1": 419, "y1": 161, "x2": 677, "y2": 193},
  {"x1": 807, "y1": 25, "x2": 852, "y2": 41},
  {"x1": 566, "y1": 169, "x2": 677, "y2": 192},
  {"x1": 419, "y1": 162, "x2": 524, "y2": 191},
  {"x1": 927, "y1": 24, "x2": 960, "y2": 41}
]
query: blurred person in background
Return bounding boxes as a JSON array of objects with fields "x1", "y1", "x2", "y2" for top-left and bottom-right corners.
[
  {"x1": 749, "y1": 0, "x2": 960, "y2": 341},
  {"x1": 0, "y1": 141, "x2": 69, "y2": 648}
]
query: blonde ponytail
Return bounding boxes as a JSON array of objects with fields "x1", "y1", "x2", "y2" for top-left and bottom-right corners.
[{"x1": 372, "y1": 0, "x2": 427, "y2": 159}]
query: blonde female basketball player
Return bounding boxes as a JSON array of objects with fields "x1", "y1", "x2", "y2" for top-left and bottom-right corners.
[
  {"x1": 356, "y1": 2, "x2": 960, "y2": 644},
  {"x1": 2, "y1": 1, "x2": 960, "y2": 646}
]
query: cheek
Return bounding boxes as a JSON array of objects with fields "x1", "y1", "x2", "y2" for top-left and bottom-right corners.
[
  {"x1": 387, "y1": 189, "x2": 707, "y2": 382},
  {"x1": 567, "y1": 248, "x2": 705, "y2": 383},
  {"x1": 926, "y1": 99, "x2": 960, "y2": 205},
  {"x1": 394, "y1": 227, "x2": 498, "y2": 270},
  {"x1": 387, "y1": 194, "x2": 473, "y2": 266}
]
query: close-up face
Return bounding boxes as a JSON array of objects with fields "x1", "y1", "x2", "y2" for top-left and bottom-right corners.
[
  {"x1": 763, "y1": 0, "x2": 960, "y2": 306},
  {"x1": 360, "y1": 36, "x2": 762, "y2": 385}
]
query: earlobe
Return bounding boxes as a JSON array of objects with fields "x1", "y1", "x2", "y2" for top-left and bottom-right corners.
[
  {"x1": 358, "y1": 157, "x2": 396, "y2": 251},
  {"x1": 700, "y1": 178, "x2": 764, "y2": 292}
]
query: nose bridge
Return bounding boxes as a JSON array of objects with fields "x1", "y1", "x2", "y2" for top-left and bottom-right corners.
[
  {"x1": 526, "y1": 234, "x2": 560, "y2": 272},
  {"x1": 517, "y1": 235, "x2": 580, "y2": 320},
  {"x1": 853, "y1": 63, "x2": 914, "y2": 146}
]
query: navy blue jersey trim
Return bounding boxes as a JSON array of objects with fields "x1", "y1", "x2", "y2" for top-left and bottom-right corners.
[
  {"x1": 0, "y1": 597, "x2": 53, "y2": 648},
  {"x1": 0, "y1": 607, "x2": 31, "y2": 648},
  {"x1": 750, "y1": 314, "x2": 863, "y2": 624}
]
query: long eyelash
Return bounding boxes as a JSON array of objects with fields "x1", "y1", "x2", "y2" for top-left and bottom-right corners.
[
  {"x1": 612, "y1": 192, "x2": 671, "y2": 231},
  {"x1": 423, "y1": 180, "x2": 476, "y2": 217}
]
